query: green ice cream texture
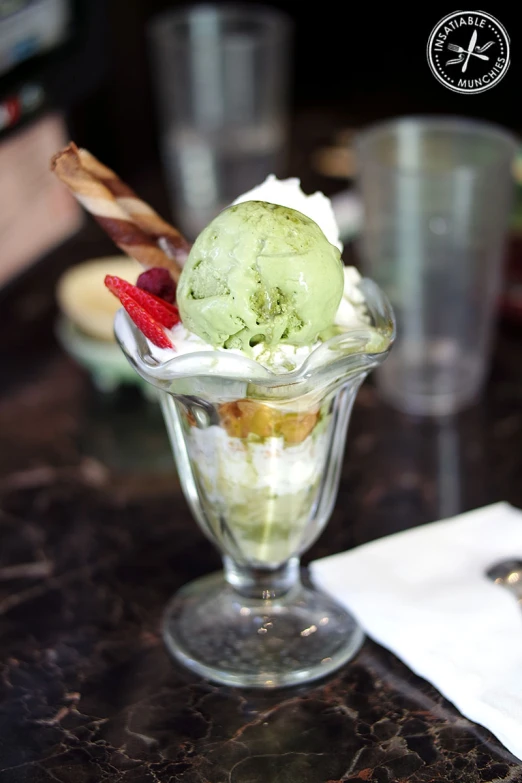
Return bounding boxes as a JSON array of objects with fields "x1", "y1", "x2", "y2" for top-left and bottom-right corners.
[{"x1": 176, "y1": 200, "x2": 344, "y2": 352}]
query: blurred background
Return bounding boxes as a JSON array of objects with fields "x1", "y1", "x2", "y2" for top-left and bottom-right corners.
[
  {"x1": 64, "y1": 1, "x2": 522, "y2": 178},
  {"x1": 1, "y1": 1, "x2": 521, "y2": 270},
  {"x1": 1, "y1": 1, "x2": 521, "y2": 280}
]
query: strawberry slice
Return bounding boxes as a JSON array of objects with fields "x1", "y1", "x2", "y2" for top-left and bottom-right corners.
[
  {"x1": 104, "y1": 275, "x2": 180, "y2": 328},
  {"x1": 118, "y1": 291, "x2": 174, "y2": 349}
]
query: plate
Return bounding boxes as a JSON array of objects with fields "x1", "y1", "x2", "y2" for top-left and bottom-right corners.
[{"x1": 55, "y1": 315, "x2": 157, "y2": 399}]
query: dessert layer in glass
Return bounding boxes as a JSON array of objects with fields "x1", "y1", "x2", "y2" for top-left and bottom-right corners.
[{"x1": 180, "y1": 397, "x2": 334, "y2": 565}]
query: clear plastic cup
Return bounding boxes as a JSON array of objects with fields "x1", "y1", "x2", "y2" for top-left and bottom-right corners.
[
  {"x1": 355, "y1": 116, "x2": 518, "y2": 417},
  {"x1": 148, "y1": 3, "x2": 292, "y2": 240}
]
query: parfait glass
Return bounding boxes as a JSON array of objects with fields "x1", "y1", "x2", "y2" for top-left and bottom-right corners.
[{"x1": 115, "y1": 279, "x2": 395, "y2": 688}]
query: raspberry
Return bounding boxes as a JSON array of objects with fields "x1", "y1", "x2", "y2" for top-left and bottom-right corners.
[{"x1": 136, "y1": 267, "x2": 176, "y2": 304}]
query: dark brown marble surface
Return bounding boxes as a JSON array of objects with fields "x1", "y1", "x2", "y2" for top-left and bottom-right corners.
[{"x1": 2, "y1": 209, "x2": 522, "y2": 783}]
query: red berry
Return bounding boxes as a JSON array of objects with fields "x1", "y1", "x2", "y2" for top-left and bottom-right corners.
[
  {"x1": 105, "y1": 275, "x2": 180, "y2": 328},
  {"x1": 118, "y1": 291, "x2": 174, "y2": 349},
  {"x1": 137, "y1": 267, "x2": 176, "y2": 304}
]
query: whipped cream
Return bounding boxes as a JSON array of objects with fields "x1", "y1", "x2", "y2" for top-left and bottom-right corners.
[
  {"x1": 190, "y1": 425, "x2": 327, "y2": 495},
  {"x1": 188, "y1": 424, "x2": 331, "y2": 564},
  {"x1": 336, "y1": 266, "x2": 371, "y2": 329}
]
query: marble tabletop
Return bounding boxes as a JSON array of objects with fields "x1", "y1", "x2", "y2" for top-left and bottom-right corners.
[{"x1": 2, "y1": 212, "x2": 522, "y2": 783}]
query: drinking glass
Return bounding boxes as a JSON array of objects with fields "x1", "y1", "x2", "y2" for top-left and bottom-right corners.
[
  {"x1": 114, "y1": 279, "x2": 394, "y2": 688},
  {"x1": 355, "y1": 116, "x2": 518, "y2": 417},
  {"x1": 148, "y1": 3, "x2": 292, "y2": 240}
]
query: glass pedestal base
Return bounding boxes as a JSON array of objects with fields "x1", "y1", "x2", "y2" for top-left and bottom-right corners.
[{"x1": 162, "y1": 571, "x2": 364, "y2": 688}]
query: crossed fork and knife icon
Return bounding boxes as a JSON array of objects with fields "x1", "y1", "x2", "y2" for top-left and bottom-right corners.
[{"x1": 446, "y1": 30, "x2": 494, "y2": 72}]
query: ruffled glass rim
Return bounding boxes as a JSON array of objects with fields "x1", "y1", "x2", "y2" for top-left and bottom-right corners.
[{"x1": 114, "y1": 278, "x2": 395, "y2": 390}]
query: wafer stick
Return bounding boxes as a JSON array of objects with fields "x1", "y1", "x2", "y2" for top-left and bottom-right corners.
[
  {"x1": 50, "y1": 144, "x2": 185, "y2": 280},
  {"x1": 76, "y1": 147, "x2": 191, "y2": 264}
]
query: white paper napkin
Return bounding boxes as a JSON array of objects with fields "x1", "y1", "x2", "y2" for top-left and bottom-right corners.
[{"x1": 310, "y1": 502, "x2": 522, "y2": 760}]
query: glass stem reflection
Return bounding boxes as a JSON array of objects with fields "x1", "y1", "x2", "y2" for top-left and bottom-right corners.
[{"x1": 223, "y1": 555, "x2": 300, "y2": 600}]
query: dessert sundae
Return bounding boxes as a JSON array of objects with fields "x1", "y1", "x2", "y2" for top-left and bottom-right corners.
[{"x1": 51, "y1": 144, "x2": 394, "y2": 688}]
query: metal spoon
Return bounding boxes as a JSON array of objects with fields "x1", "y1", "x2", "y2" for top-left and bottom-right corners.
[
  {"x1": 486, "y1": 559, "x2": 522, "y2": 604},
  {"x1": 177, "y1": 395, "x2": 221, "y2": 427}
]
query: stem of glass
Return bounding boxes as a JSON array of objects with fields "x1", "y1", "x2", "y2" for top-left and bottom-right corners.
[{"x1": 223, "y1": 555, "x2": 300, "y2": 600}]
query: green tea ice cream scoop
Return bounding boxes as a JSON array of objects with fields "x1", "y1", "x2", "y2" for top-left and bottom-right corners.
[{"x1": 177, "y1": 201, "x2": 344, "y2": 352}]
